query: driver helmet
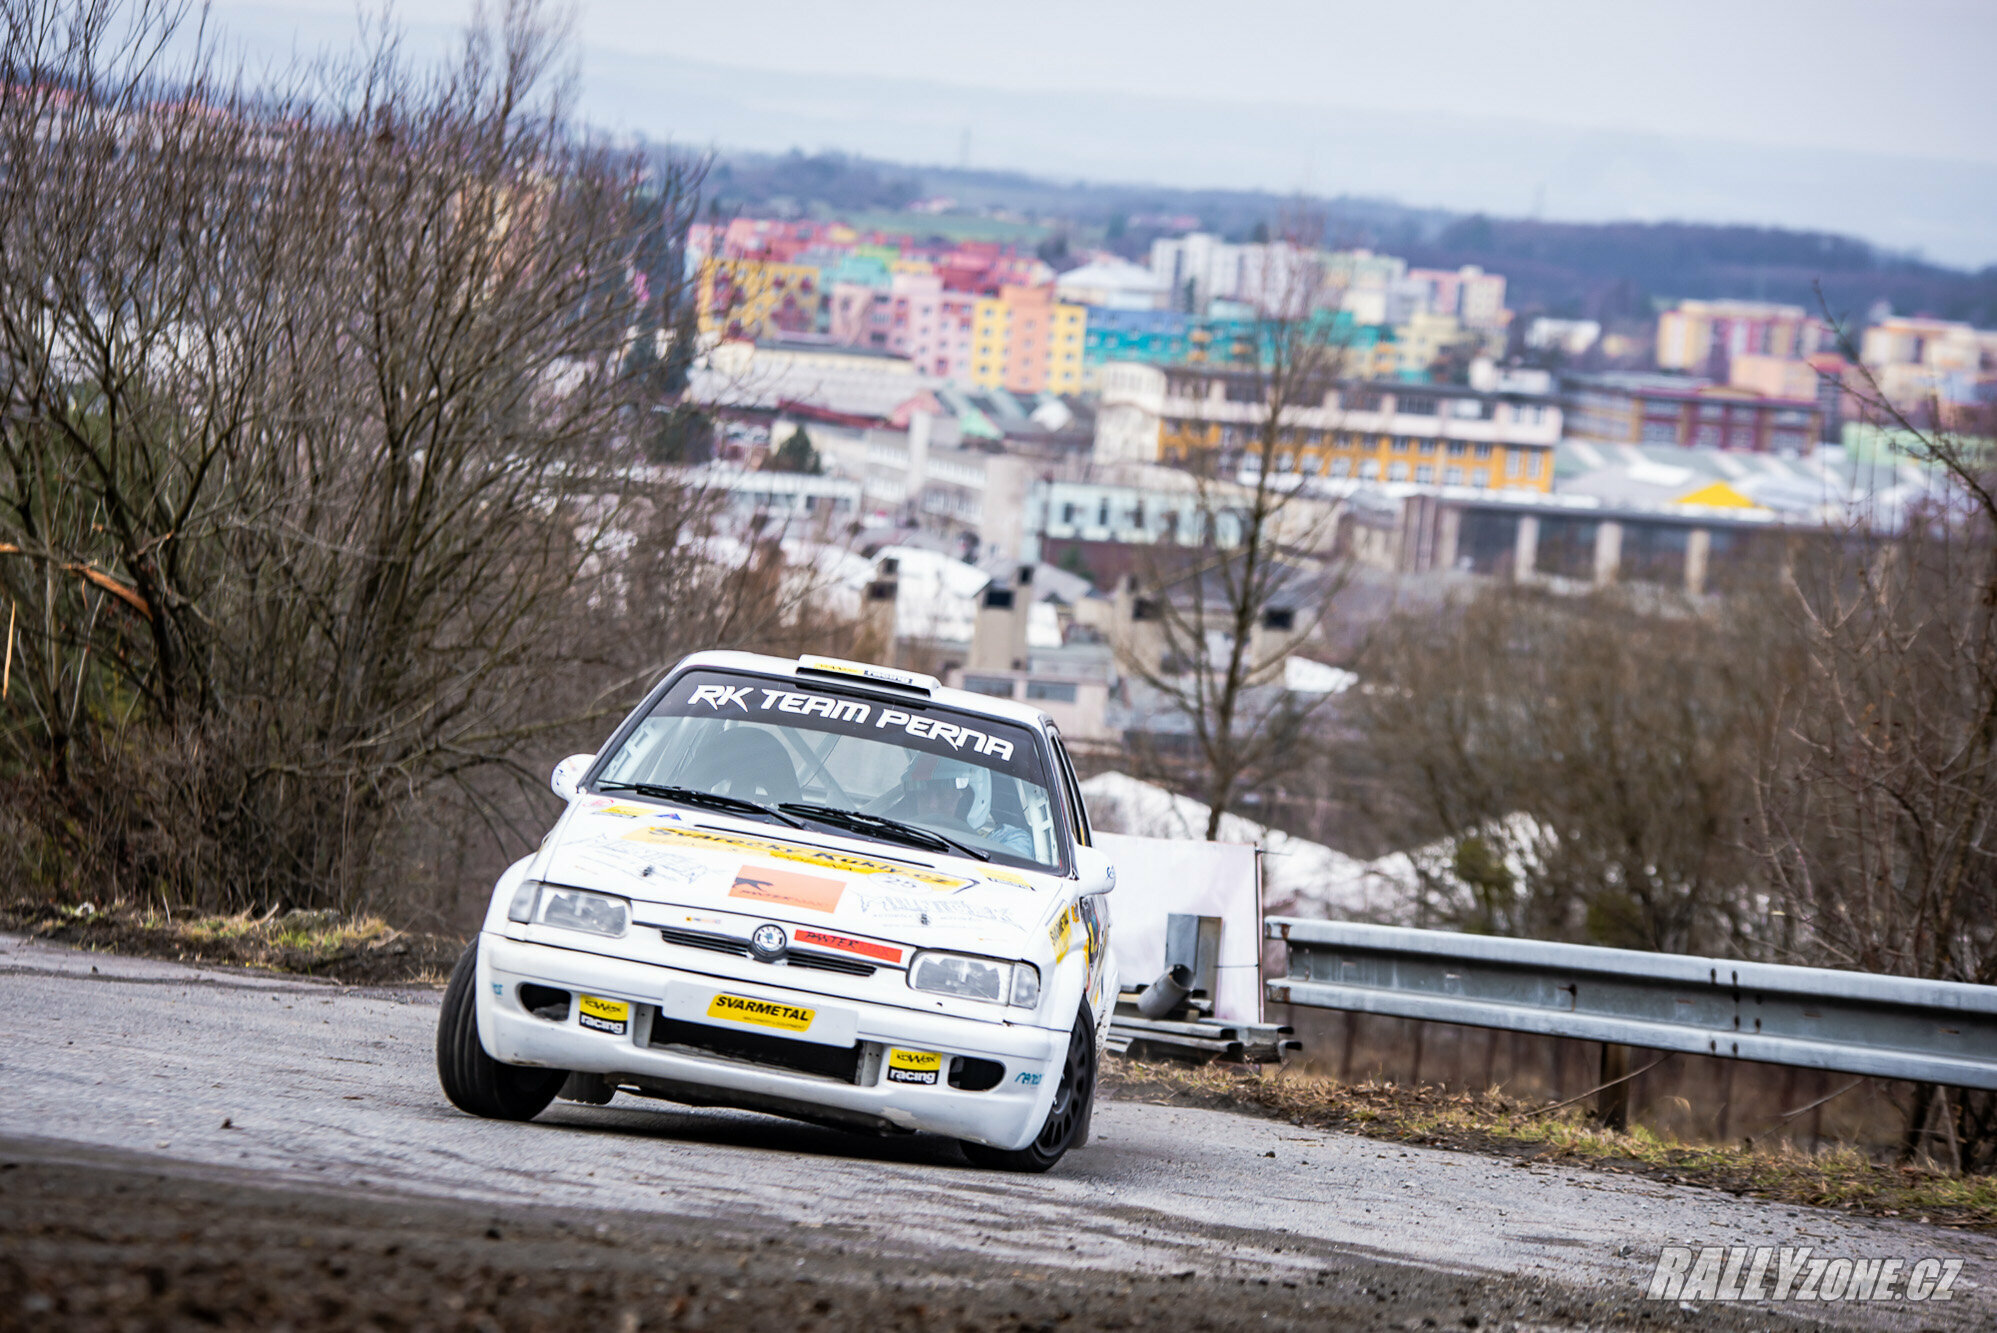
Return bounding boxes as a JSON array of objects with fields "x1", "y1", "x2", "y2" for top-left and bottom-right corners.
[{"x1": 907, "y1": 753, "x2": 992, "y2": 828}]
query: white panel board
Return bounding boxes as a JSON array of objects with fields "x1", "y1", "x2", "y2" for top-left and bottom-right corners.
[{"x1": 1096, "y1": 831, "x2": 1261, "y2": 1023}]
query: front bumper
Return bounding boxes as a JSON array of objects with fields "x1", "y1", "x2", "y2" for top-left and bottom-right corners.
[{"x1": 475, "y1": 932, "x2": 1067, "y2": 1150}]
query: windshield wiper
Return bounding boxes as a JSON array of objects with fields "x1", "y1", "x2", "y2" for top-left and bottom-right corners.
[
  {"x1": 778, "y1": 803, "x2": 992, "y2": 862},
  {"x1": 596, "y1": 782, "x2": 803, "y2": 828}
]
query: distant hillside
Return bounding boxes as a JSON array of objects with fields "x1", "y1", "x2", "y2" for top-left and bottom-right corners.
[{"x1": 699, "y1": 150, "x2": 1997, "y2": 331}]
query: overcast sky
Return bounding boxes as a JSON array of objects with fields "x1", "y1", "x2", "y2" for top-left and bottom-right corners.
[{"x1": 206, "y1": 0, "x2": 1997, "y2": 265}]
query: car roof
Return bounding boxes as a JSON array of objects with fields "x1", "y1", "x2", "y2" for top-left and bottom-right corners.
[{"x1": 671, "y1": 650, "x2": 1061, "y2": 734}]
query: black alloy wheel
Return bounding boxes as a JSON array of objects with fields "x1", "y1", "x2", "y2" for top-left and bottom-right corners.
[
  {"x1": 435, "y1": 941, "x2": 567, "y2": 1121},
  {"x1": 961, "y1": 1010, "x2": 1096, "y2": 1173}
]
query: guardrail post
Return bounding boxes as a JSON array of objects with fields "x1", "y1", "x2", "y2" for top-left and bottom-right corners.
[{"x1": 1597, "y1": 1043, "x2": 1630, "y2": 1131}]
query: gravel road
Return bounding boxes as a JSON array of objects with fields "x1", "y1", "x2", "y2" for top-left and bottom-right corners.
[{"x1": 3, "y1": 930, "x2": 1991, "y2": 1330}]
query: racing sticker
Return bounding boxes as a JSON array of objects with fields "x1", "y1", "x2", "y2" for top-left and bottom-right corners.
[
  {"x1": 622, "y1": 825, "x2": 973, "y2": 891},
  {"x1": 1048, "y1": 906, "x2": 1072, "y2": 962},
  {"x1": 687, "y1": 683, "x2": 1018, "y2": 763},
  {"x1": 728, "y1": 864, "x2": 846, "y2": 914},
  {"x1": 577, "y1": 994, "x2": 630, "y2": 1036},
  {"x1": 707, "y1": 994, "x2": 815, "y2": 1032},
  {"x1": 885, "y1": 1048, "x2": 943, "y2": 1086},
  {"x1": 793, "y1": 927, "x2": 903, "y2": 965}
]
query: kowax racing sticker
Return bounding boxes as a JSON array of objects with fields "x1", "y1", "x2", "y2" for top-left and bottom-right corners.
[
  {"x1": 577, "y1": 994, "x2": 630, "y2": 1036},
  {"x1": 886, "y1": 1048, "x2": 943, "y2": 1086},
  {"x1": 707, "y1": 994, "x2": 814, "y2": 1032}
]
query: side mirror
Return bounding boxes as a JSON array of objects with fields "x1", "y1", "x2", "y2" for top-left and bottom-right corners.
[
  {"x1": 1074, "y1": 844, "x2": 1116, "y2": 896},
  {"x1": 550, "y1": 753, "x2": 595, "y2": 803}
]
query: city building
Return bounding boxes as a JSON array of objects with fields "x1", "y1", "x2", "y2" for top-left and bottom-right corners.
[
  {"x1": 1095, "y1": 362, "x2": 1561, "y2": 492},
  {"x1": 1859, "y1": 315, "x2": 1997, "y2": 419},
  {"x1": 971, "y1": 285, "x2": 1087, "y2": 394},
  {"x1": 1654, "y1": 300, "x2": 1830, "y2": 374},
  {"x1": 1053, "y1": 257, "x2": 1171, "y2": 310},
  {"x1": 826, "y1": 271, "x2": 979, "y2": 379},
  {"x1": 1565, "y1": 372, "x2": 1823, "y2": 453},
  {"x1": 696, "y1": 258, "x2": 823, "y2": 340}
]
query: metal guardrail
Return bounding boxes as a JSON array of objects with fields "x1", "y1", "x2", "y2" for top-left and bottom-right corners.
[{"x1": 1266, "y1": 918, "x2": 1997, "y2": 1090}]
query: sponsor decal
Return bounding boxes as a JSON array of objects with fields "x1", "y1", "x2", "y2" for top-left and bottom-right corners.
[
  {"x1": 686, "y1": 683, "x2": 1016, "y2": 761},
  {"x1": 577, "y1": 993, "x2": 630, "y2": 1036},
  {"x1": 1014, "y1": 1071, "x2": 1042, "y2": 1086},
  {"x1": 707, "y1": 993, "x2": 814, "y2": 1032},
  {"x1": 729, "y1": 864, "x2": 847, "y2": 914},
  {"x1": 983, "y1": 868, "x2": 1032, "y2": 889},
  {"x1": 621, "y1": 825, "x2": 974, "y2": 890},
  {"x1": 1645, "y1": 1247, "x2": 1961, "y2": 1305},
  {"x1": 1048, "y1": 907, "x2": 1072, "y2": 962},
  {"x1": 793, "y1": 927, "x2": 903, "y2": 964},
  {"x1": 886, "y1": 1048, "x2": 943, "y2": 1086},
  {"x1": 855, "y1": 892, "x2": 1021, "y2": 928}
]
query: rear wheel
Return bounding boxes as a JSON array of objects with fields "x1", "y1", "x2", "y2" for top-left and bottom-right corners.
[
  {"x1": 435, "y1": 941, "x2": 566, "y2": 1121},
  {"x1": 962, "y1": 1010, "x2": 1096, "y2": 1173}
]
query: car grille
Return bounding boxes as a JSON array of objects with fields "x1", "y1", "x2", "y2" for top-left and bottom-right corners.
[
  {"x1": 659, "y1": 927, "x2": 878, "y2": 978},
  {"x1": 785, "y1": 952, "x2": 875, "y2": 978},
  {"x1": 660, "y1": 926, "x2": 749, "y2": 957},
  {"x1": 648, "y1": 1016, "x2": 862, "y2": 1083}
]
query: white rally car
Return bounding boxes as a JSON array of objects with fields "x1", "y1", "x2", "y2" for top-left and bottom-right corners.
[{"x1": 436, "y1": 651, "x2": 1117, "y2": 1171}]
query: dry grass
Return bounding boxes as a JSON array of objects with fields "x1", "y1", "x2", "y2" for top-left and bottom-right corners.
[
  {"x1": 0, "y1": 900, "x2": 461, "y2": 986},
  {"x1": 1104, "y1": 1058, "x2": 1997, "y2": 1232}
]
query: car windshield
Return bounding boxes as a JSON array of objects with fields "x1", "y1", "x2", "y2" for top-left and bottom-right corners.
[{"x1": 593, "y1": 669, "x2": 1067, "y2": 873}]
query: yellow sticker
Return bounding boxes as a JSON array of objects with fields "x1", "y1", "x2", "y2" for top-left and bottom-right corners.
[
  {"x1": 577, "y1": 993, "x2": 630, "y2": 1035},
  {"x1": 887, "y1": 1048, "x2": 942, "y2": 1085},
  {"x1": 1048, "y1": 907, "x2": 1072, "y2": 962},
  {"x1": 707, "y1": 993, "x2": 814, "y2": 1032},
  {"x1": 623, "y1": 825, "x2": 973, "y2": 890}
]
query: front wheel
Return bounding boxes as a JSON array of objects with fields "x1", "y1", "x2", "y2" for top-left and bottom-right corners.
[
  {"x1": 962, "y1": 1011, "x2": 1096, "y2": 1173},
  {"x1": 435, "y1": 941, "x2": 566, "y2": 1121}
]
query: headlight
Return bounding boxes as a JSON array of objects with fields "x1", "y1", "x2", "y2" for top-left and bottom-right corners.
[
  {"x1": 908, "y1": 951, "x2": 1040, "y2": 1009},
  {"x1": 533, "y1": 885, "x2": 628, "y2": 938}
]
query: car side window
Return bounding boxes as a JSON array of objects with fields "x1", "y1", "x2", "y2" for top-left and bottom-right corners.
[{"x1": 1048, "y1": 730, "x2": 1091, "y2": 848}]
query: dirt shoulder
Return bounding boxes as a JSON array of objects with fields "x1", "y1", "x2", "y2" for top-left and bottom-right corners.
[
  {"x1": 1103, "y1": 1060, "x2": 1997, "y2": 1234},
  {"x1": 0, "y1": 900, "x2": 461, "y2": 987},
  {"x1": 0, "y1": 1137, "x2": 1826, "y2": 1332}
]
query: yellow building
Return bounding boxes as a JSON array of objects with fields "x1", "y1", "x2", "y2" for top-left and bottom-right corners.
[
  {"x1": 697, "y1": 258, "x2": 823, "y2": 340},
  {"x1": 1097, "y1": 363, "x2": 1559, "y2": 492},
  {"x1": 971, "y1": 285, "x2": 1088, "y2": 394}
]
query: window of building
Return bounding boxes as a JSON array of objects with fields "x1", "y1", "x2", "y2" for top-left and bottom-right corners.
[
  {"x1": 1359, "y1": 459, "x2": 1380, "y2": 479},
  {"x1": 1470, "y1": 469, "x2": 1489, "y2": 487},
  {"x1": 1506, "y1": 453, "x2": 1523, "y2": 477},
  {"x1": 1415, "y1": 465, "x2": 1434, "y2": 483},
  {"x1": 1388, "y1": 462, "x2": 1409, "y2": 481},
  {"x1": 1025, "y1": 680, "x2": 1078, "y2": 704},
  {"x1": 1398, "y1": 395, "x2": 1437, "y2": 415},
  {"x1": 1390, "y1": 435, "x2": 1411, "y2": 452},
  {"x1": 1276, "y1": 452, "x2": 1294, "y2": 472},
  {"x1": 1447, "y1": 441, "x2": 1468, "y2": 456},
  {"x1": 1520, "y1": 453, "x2": 1541, "y2": 478},
  {"x1": 1444, "y1": 466, "x2": 1464, "y2": 485},
  {"x1": 1330, "y1": 457, "x2": 1351, "y2": 477},
  {"x1": 1474, "y1": 444, "x2": 1493, "y2": 459},
  {"x1": 963, "y1": 675, "x2": 1016, "y2": 698}
]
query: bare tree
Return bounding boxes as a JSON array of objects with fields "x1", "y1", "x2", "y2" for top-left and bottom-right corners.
[
  {"x1": 1114, "y1": 219, "x2": 1351, "y2": 839},
  {"x1": 0, "y1": 0, "x2": 763, "y2": 914},
  {"x1": 1747, "y1": 333, "x2": 1997, "y2": 1169}
]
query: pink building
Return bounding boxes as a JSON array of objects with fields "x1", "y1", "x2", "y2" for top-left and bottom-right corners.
[{"x1": 828, "y1": 272, "x2": 977, "y2": 380}]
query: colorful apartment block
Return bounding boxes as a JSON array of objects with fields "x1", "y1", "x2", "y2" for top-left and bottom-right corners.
[
  {"x1": 697, "y1": 258, "x2": 823, "y2": 340},
  {"x1": 1655, "y1": 300, "x2": 1830, "y2": 373},
  {"x1": 970, "y1": 285, "x2": 1086, "y2": 394}
]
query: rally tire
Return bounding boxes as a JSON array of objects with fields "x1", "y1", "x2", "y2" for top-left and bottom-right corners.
[
  {"x1": 961, "y1": 1010, "x2": 1096, "y2": 1173},
  {"x1": 435, "y1": 941, "x2": 566, "y2": 1121}
]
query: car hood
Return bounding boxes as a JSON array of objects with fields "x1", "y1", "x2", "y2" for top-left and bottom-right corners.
[{"x1": 535, "y1": 797, "x2": 1060, "y2": 952}]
